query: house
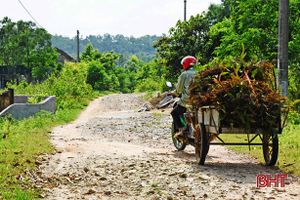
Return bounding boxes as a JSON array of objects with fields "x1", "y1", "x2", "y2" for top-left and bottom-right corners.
[
  {"x1": 55, "y1": 47, "x2": 76, "y2": 63},
  {"x1": 0, "y1": 49, "x2": 75, "y2": 88}
]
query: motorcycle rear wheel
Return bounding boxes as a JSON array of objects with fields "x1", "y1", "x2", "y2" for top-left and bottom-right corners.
[{"x1": 171, "y1": 122, "x2": 186, "y2": 151}]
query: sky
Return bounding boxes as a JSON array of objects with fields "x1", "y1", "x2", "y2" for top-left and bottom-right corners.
[{"x1": 1, "y1": 0, "x2": 221, "y2": 38}]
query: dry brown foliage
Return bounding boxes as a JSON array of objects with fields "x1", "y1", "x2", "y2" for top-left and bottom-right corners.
[{"x1": 189, "y1": 61, "x2": 286, "y2": 131}]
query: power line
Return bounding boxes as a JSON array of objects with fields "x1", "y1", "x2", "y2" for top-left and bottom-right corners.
[{"x1": 16, "y1": 0, "x2": 44, "y2": 29}]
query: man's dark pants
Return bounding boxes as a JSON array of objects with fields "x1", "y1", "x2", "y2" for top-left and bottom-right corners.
[{"x1": 171, "y1": 104, "x2": 187, "y2": 130}]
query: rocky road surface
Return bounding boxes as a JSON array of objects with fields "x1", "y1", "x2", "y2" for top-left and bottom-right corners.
[{"x1": 32, "y1": 94, "x2": 300, "y2": 199}]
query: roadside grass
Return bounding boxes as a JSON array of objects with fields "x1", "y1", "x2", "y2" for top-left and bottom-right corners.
[
  {"x1": 0, "y1": 112, "x2": 55, "y2": 199},
  {"x1": 0, "y1": 88, "x2": 114, "y2": 199},
  {"x1": 0, "y1": 101, "x2": 92, "y2": 199},
  {"x1": 277, "y1": 124, "x2": 300, "y2": 176},
  {"x1": 221, "y1": 124, "x2": 300, "y2": 176}
]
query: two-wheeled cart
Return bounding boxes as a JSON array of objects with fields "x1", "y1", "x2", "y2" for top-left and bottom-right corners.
[{"x1": 195, "y1": 106, "x2": 285, "y2": 166}]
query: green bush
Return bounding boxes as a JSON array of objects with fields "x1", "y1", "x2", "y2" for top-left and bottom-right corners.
[
  {"x1": 7, "y1": 62, "x2": 93, "y2": 111},
  {"x1": 288, "y1": 110, "x2": 300, "y2": 125},
  {"x1": 135, "y1": 78, "x2": 163, "y2": 92}
]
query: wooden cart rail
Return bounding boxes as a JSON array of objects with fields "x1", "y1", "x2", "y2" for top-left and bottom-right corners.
[
  {"x1": 198, "y1": 106, "x2": 283, "y2": 135},
  {"x1": 195, "y1": 106, "x2": 280, "y2": 166}
]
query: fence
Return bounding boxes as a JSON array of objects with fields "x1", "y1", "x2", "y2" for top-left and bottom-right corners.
[
  {"x1": 0, "y1": 89, "x2": 14, "y2": 112},
  {"x1": 0, "y1": 65, "x2": 31, "y2": 88}
]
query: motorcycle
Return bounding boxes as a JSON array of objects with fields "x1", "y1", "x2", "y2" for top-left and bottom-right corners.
[
  {"x1": 170, "y1": 101, "x2": 197, "y2": 150},
  {"x1": 162, "y1": 81, "x2": 197, "y2": 149},
  {"x1": 162, "y1": 81, "x2": 209, "y2": 164}
]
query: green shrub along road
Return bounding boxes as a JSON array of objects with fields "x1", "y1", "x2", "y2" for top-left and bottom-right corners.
[{"x1": 0, "y1": 111, "x2": 75, "y2": 199}]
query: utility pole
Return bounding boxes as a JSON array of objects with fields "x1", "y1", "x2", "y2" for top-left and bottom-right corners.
[
  {"x1": 184, "y1": 0, "x2": 187, "y2": 21},
  {"x1": 77, "y1": 30, "x2": 80, "y2": 62},
  {"x1": 278, "y1": 0, "x2": 289, "y2": 96}
]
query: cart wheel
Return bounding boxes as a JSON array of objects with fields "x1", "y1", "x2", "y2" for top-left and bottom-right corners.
[
  {"x1": 171, "y1": 122, "x2": 186, "y2": 151},
  {"x1": 262, "y1": 131, "x2": 278, "y2": 166},
  {"x1": 198, "y1": 123, "x2": 209, "y2": 165}
]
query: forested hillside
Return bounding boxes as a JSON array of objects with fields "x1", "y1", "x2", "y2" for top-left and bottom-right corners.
[{"x1": 52, "y1": 34, "x2": 160, "y2": 62}]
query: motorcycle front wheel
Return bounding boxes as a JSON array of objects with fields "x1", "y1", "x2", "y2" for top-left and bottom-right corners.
[{"x1": 171, "y1": 122, "x2": 186, "y2": 151}]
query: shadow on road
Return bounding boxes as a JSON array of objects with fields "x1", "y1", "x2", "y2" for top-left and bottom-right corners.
[{"x1": 170, "y1": 149, "x2": 292, "y2": 185}]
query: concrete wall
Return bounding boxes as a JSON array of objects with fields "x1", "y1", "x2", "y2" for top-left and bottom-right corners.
[
  {"x1": 0, "y1": 96, "x2": 56, "y2": 120},
  {"x1": 14, "y1": 95, "x2": 29, "y2": 103}
]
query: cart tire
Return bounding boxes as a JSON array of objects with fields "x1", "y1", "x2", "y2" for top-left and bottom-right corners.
[
  {"x1": 198, "y1": 123, "x2": 209, "y2": 165},
  {"x1": 171, "y1": 122, "x2": 186, "y2": 151},
  {"x1": 262, "y1": 131, "x2": 278, "y2": 166}
]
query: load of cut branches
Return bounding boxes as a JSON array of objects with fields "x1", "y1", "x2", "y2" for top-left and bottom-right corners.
[{"x1": 189, "y1": 60, "x2": 286, "y2": 131}]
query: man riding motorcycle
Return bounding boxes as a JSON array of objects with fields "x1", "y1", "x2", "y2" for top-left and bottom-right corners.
[{"x1": 170, "y1": 55, "x2": 197, "y2": 139}]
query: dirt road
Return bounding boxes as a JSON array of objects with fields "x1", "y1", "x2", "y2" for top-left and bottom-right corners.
[{"x1": 33, "y1": 94, "x2": 299, "y2": 199}]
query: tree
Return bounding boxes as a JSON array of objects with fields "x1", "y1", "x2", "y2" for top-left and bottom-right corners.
[
  {"x1": 154, "y1": 4, "x2": 227, "y2": 80},
  {"x1": 82, "y1": 44, "x2": 121, "y2": 91},
  {"x1": 81, "y1": 43, "x2": 101, "y2": 61},
  {"x1": 288, "y1": 0, "x2": 300, "y2": 100},
  {"x1": 211, "y1": 0, "x2": 278, "y2": 61},
  {"x1": 211, "y1": 0, "x2": 299, "y2": 100},
  {"x1": 0, "y1": 17, "x2": 58, "y2": 81},
  {"x1": 81, "y1": 43, "x2": 166, "y2": 93},
  {"x1": 134, "y1": 60, "x2": 166, "y2": 92},
  {"x1": 86, "y1": 61, "x2": 118, "y2": 91}
]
